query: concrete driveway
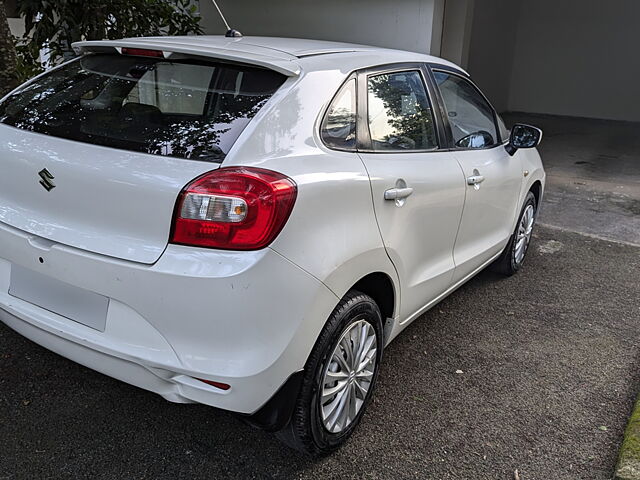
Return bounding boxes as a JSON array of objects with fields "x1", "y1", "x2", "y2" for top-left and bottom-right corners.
[
  {"x1": 505, "y1": 112, "x2": 640, "y2": 246},
  {"x1": 1, "y1": 115, "x2": 639, "y2": 479}
]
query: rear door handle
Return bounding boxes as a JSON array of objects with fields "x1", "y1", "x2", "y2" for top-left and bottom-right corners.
[{"x1": 384, "y1": 187, "x2": 414, "y2": 200}]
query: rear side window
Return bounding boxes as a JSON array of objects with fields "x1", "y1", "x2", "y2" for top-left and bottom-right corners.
[
  {"x1": 367, "y1": 71, "x2": 438, "y2": 151},
  {"x1": 433, "y1": 71, "x2": 498, "y2": 149},
  {"x1": 0, "y1": 54, "x2": 286, "y2": 163},
  {"x1": 321, "y1": 78, "x2": 357, "y2": 151}
]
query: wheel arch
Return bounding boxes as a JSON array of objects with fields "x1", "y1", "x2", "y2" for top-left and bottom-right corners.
[
  {"x1": 320, "y1": 247, "x2": 399, "y2": 318},
  {"x1": 529, "y1": 180, "x2": 543, "y2": 210},
  {"x1": 351, "y1": 271, "x2": 395, "y2": 323},
  {"x1": 510, "y1": 171, "x2": 545, "y2": 233},
  {"x1": 257, "y1": 268, "x2": 398, "y2": 433}
]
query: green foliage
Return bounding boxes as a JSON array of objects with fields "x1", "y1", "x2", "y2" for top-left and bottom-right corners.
[
  {"x1": 617, "y1": 397, "x2": 640, "y2": 479},
  {"x1": 0, "y1": 1, "x2": 20, "y2": 96},
  {"x1": 14, "y1": 40, "x2": 41, "y2": 80},
  {"x1": 14, "y1": 0, "x2": 202, "y2": 81}
]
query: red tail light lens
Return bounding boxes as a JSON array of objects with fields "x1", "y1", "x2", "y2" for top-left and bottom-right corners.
[{"x1": 171, "y1": 167, "x2": 297, "y2": 250}]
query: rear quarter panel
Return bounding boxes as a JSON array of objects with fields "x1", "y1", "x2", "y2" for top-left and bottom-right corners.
[{"x1": 223, "y1": 68, "x2": 400, "y2": 321}]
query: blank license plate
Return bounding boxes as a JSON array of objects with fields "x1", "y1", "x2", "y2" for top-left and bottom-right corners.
[{"x1": 9, "y1": 264, "x2": 109, "y2": 331}]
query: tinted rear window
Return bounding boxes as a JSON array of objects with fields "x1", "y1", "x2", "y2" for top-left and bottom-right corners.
[{"x1": 0, "y1": 54, "x2": 286, "y2": 163}]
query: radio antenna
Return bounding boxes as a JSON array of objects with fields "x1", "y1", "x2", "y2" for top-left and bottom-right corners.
[{"x1": 210, "y1": 0, "x2": 243, "y2": 37}]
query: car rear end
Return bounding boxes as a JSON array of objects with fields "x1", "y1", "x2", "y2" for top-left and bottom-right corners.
[{"x1": 0, "y1": 44, "x2": 337, "y2": 419}]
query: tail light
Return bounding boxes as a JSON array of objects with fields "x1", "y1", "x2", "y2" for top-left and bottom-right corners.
[
  {"x1": 121, "y1": 47, "x2": 164, "y2": 58},
  {"x1": 170, "y1": 167, "x2": 297, "y2": 250}
]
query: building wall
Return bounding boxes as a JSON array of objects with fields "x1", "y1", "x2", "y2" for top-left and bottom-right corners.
[
  {"x1": 7, "y1": 18, "x2": 24, "y2": 37},
  {"x1": 465, "y1": 0, "x2": 521, "y2": 113},
  {"x1": 199, "y1": 0, "x2": 441, "y2": 54},
  {"x1": 439, "y1": 0, "x2": 475, "y2": 68},
  {"x1": 507, "y1": 0, "x2": 640, "y2": 121},
  {"x1": 198, "y1": 0, "x2": 639, "y2": 122}
]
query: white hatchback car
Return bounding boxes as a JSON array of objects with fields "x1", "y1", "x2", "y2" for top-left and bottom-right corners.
[{"x1": 0, "y1": 36, "x2": 544, "y2": 454}]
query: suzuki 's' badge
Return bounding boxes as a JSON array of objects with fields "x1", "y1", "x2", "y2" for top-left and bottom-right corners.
[{"x1": 38, "y1": 168, "x2": 56, "y2": 192}]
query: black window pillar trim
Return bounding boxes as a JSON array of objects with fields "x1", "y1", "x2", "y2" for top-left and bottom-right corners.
[
  {"x1": 421, "y1": 63, "x2": 453, "y2": 149},
  {"x1": 355, "y1": 69, "x2": 371, "y2": 151},
  {"x1": 319, "y1": 61, "x2": 503, "y2": 155}
]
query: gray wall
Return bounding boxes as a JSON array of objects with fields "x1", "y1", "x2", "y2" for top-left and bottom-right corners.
[
  {"x1": 200, "y1": 0, "x2": 639, "y2": 122},
  {"x1": 199, "y1": 0, "x2": 440, "y2": 54},
  {"x1": 507, "y1": 0, "x2": 640, "y2": 121},
  {"x1": 465, "y1": 0, "x2": 521, "y2": 113},
  {"x1": 439, "y1": 0, "x2": 475, "y2": 68}
]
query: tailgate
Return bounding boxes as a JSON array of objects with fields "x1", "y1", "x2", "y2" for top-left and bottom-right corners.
[
  {"x1": 0, "y1": 51, "x2": 287, "y2": 264},
  {"x1": 0, "y1": 125, "x2": 215, "y2": 264}
]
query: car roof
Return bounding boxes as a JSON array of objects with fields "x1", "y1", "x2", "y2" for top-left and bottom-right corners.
[
  {"x1": 73, "y1": 35, "x2": 466, "y2": 77},
  {"x1": 163, "y1": 36, "x2": 379, "y2": 57}
]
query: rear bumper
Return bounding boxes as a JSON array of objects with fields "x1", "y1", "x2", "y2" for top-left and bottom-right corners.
[{"x1": 0, "y1": 221, "x2": 337, "y2": 414}]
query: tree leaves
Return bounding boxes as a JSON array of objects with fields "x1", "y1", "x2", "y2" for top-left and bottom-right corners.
[
  {"x1": 14, "y1": 0, "x2": 203, "y2": 80},
  {"x1": 0, "y1": 2, "x2": 20, "y2": 96}
]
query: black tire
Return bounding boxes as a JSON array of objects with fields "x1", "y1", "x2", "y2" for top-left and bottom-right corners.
[
  {"x1": 276, "y1": 291, "x2": 384, "y2": 455},
  {"x1": 492, "y1": 191, "x2": 537, "y2": 276}
]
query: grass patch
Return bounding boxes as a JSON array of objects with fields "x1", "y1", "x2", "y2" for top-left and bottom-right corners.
[{"x1": 617, "y1": 396, "x2": 640, "y2": 480}]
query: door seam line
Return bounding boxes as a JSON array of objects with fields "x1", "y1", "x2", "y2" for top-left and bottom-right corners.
[
  {"x1": 450, "y1": 152, "x2": 469, "y2": 270},
  {"x1": 355, "y1": 151, "x2": 403, "y2": 315}
]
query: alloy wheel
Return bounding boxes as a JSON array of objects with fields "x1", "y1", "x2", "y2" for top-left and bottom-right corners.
[
  {"x1": 320, "y1": 319, "x2": 378, "y2": 433},
  {"x1": 514, "y1": 204, "x2": 535, "y2": 264}
]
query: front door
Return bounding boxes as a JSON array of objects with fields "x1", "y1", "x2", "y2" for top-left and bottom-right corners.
[
  {"x1": 431, "y1": 69, "x2": 523, "y2": 282},
  {"x1": 357, "y1": 68, "x2": 466, "y2": 323}
]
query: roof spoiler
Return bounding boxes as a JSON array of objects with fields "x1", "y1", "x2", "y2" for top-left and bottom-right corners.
[{"x1": 72, "y1": 40, "x2": 301, "y2": 76}]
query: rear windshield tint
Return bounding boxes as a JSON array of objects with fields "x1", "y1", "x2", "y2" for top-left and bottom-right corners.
[{"x1": 0, "y1": 54, "x2": 286, "y2": 163}]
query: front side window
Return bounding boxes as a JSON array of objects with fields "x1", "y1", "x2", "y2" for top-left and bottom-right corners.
[
  {"x1": 367, "y1": 71, "x2": 438, "y2": 151},
  {"x1": 433, "y1": 71, "x2": 498, "y2": 149},
  {"x1": 321, "y1": 78, "x2": 357, "y2": 150},
  {"x1": 0, "y1": 54, "x2": 286, "y2": 163}
]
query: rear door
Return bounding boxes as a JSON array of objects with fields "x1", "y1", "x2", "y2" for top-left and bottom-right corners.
[
  {"x1": 356, "y1": 66, "x2": 466, "y2": 323},
  {"x1": 429, "y1": 67, "x2": 523, "y2": 282},
  {"x1": 0, "y1": 53, "x2": 286, "y2": 263}
]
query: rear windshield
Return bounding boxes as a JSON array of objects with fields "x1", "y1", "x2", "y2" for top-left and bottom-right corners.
[{"x1": 0, "y1": 54, "x2": 286, "y2": 163}]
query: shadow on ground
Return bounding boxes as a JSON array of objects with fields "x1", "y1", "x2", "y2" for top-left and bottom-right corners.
[{"x1": 1, "y1": 226, "x2": 638, "y2": 479}]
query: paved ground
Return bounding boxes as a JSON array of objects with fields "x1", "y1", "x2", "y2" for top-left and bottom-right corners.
[
  {"x1": 1, "y1": 226, "x2": 638, "y2": 480},
  {"x1": 504, "y1": 113, "x2": 640, "y2": 246},
  {"x1": 1, "y1": 115, "x2": 639, "y2": 479}
]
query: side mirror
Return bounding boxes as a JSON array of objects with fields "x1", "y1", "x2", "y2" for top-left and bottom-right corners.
[{"x1": 505, "y1": 124, "x2": 542, "y2": 156}]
